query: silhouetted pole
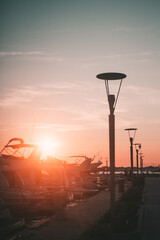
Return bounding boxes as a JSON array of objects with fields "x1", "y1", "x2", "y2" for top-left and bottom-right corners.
[
  {"x1": 130, "y1": 137, "x2": 134, "y2": 178},
  {"x1": 96, "y1": 72, "x2": 126, "y2": 223},
  {"x1": 125, "y1": 128, "x2": 137, "y2": 182},
  {"x1": 139, "y1": 153, "x2": 144, "y2": 175},
  {"x1": 136, "y1": 149, "x2": 139, "y2": 175},
  {"x1": 140, "y1": 156, "x2": 143, "y2": 174},
  {"x1": 134, "y1": 143, "x2": 141, "y2": 176},
  {"x1": 134, "y1": 143, "x2": 141, "y2": 186},
  {"x1": 108, "y1": 95, "x2": 115, "y2": 219}
]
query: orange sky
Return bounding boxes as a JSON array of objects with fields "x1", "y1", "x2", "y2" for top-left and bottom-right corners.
[{"x1": 0, "y1": 0, "x2": 160, "y2": 167}]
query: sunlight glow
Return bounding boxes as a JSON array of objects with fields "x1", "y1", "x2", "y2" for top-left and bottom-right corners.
[{"x1": 39, "y1": 138, "x2": 59, "y2": 159}]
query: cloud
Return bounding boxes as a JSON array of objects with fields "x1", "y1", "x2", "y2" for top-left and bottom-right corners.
[
  {"x1": 1, "y1": 81, "x2": 159, "y2": 133},
  {"x1": 0, "y1": 51, "x2": 64, "y2": 62},
  {"x1": 114, "y1": 25, "x2": 154, "y2": 32},
  {"x1": 35, "y1": 123, "x2": 87, "y2": 132},
  {"x1": 9, "y1": 122, "x2": 95, "y2": 132},
  {"x1": 41, "y1": 81, "x2": 83, "y2": 92},
  {"x1": 123, "y1": 85, "x2": 160, "y2": 105},
  {"x1": 0, "y1": 86, "x2": 43, "y2": 107},
  {"x1": 0, "y1": 51, "x2": 42, "y2": 57},
  {"x1": 116, "y1": 85, "x2": 160, "y2": 126},
  {"x1": 34, "y1": 103, "x2": 107, "y2": 131},
  {"x1": 85, "y1": 51, "x2": 151, "y2": 61},
  {"x1": 32, "y1": 55, "x2": 64, "y2": 62},
  {"x1": 79, "y1": 51, "x2": 152, "y2": 68},
  {"x1": 0, "y1": 81, "x2": 85, "y2": 108}
]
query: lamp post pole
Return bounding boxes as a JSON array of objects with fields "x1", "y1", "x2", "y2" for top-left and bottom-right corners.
[
  {"x1": 139, "y1": 152, "x2": 144, "y2": 175},
  {"x1": 130, "y1": 137, "x2": 134, "y2": 178},
  {"x1": 108, "y1": 95, "x2": 115, "y2": 219},
  {"x1": 140, "y1": 155, "x2": 144, "y2": 174},
  {"x1": 134, "y1": 143, "x2": 141, "y2": 176},
  {"x1": 134, "y1": 143, "x2": 141, "y2": 186},
  {"x1": 125, "y1": 128, "x2": 137, "y2": 181},
  {"x1": 96, "y1": 72, "x2": 126, "y2": 222},
  {"x1": 136, "y1": 148, "x2": 139, "y2": 175}
]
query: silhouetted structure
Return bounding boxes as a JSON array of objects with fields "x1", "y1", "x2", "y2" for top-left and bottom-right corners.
[
  {"x1": 96, "y1": 72, "x2": 126, "y2": 221},
  {"x1": 125, "y1": 128, "x2": 137, "y2": 180}
]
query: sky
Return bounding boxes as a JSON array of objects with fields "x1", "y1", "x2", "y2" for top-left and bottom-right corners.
[{"x1": 0, "y1": 0, "x2": 160, "y2": 166}]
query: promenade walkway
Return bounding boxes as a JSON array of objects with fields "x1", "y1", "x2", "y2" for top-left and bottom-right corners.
[
  {"x1": 21, "y1": 183, "x2": 130, "y2": 240},
  {"x1": 143, "y1": 177, "x2": 160, "y2": 240}
]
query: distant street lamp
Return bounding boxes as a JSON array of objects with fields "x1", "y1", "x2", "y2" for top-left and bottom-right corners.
[
  {"x1": 139, "y1": 153, "x2": 144, "y2": 174},
  {"x1": 134, "y1": 143, "x2": 141, "y2": 175},
  {"x1": 125, "y1": 128, "x2": 137, "y2": 179},
  {"x1": 96, "y1": 72, "x2": 126, "y2": 220}
]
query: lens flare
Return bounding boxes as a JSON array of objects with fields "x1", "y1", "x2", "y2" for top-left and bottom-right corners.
[{"x1": 39, "y1": 138, "x2": 59, "y2": 159}]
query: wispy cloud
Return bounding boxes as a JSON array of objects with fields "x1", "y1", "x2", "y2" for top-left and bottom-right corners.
[
  {"x1": 35, "y1": 123, "x2": 87, "y2": 132},
  {"x1": 0, "y1": 81, "x2": 84, "y2": 107},
  {"x1": 32, "y1": 55, "x2": 64, "y2": 62},
  {"x1": 1, "y1": 81, "x2": 159, "y2": 132},
  {"x1": 79, "y1": 51, "x2": 152, "y2": 68},
  {"x1": 117, "y1": 85, "x2": 160, "y2": 126},
  {"x1": 123, "y1": 85, "x2": 160, "y2": 105},
  {"x1": 27, "y1": 118, "x2": 106, "y2": 132},
  {"x1": 40, "y1": 82, "x2": 83, "y2": 91},
  {"x1": 0, "y1": 51, "x2": 64, "y2": 62},
  {"x1": 114, "y1": 25, "x2": 154, "y2": 32},
  {"x1": 82, "y1": 52, "x2": 151, "y2": 61},
  {"x1": 0, "y1": 51, "x2": 42, "y2": 57},
  {"x1": 7, "y1": 121, "x2": 99, "y2": 132},
  {"x1": 0, "y1": 86, "x2": 43, "y2": 107}
]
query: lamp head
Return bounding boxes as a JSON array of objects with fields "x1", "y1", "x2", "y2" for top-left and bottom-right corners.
[
  {"x1": 134, "y1": 143, "x2": 141, "y2": 150},
  {"x1": 125, "y1": 128, "x2": 137, "y2": 141},
  {"x1": 96, "y1": 72, "x2": 126, "y2": 80},
  {"x1": 96, "y1": 72, "x2": 126, "y2": 112}
]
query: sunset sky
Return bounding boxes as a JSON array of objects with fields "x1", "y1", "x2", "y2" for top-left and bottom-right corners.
[{"x1": 0, "y1": 0, "x2": 160, "y2": 166}]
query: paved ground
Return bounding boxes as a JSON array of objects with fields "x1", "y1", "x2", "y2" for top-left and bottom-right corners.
[
  {"x1": 20, "y1": 183, "x2": 130, "y2": 240},
  {"x1": 143, "y1": 177, "x2": 160, "y2": 240}
]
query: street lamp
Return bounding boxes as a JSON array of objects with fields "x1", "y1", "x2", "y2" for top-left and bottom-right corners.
[
  {"x1": 139, "y1": 154, "x2": 144, "y2": 174},
  {"x1": 134, "y1": 143, "x2": 141, "y2": 175},
  {"x1": 125, "y1": 128, "x2": 137, "y2": 179},
  {"x1": 96, "y1": 72, "x2": 126, "y2": 220}
]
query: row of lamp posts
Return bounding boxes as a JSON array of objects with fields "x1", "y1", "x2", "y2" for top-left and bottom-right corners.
[
  {"x1": 96, "y1": 72, "x2": 144, "y2": 222},
  {"x1": 125, "y1": 128, "x2": 144, "y2": 178}
]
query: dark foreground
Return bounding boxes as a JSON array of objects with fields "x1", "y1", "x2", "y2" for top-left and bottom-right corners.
[
  {"x1": 79, "y1": 176, "x2": 160, "y2": 240},
  {"x1": 2, "y1": 176, "x2": 160, "y2": 240},
  {"x1": 143, "y1": 177, "x2": 160, "y2": 240}
]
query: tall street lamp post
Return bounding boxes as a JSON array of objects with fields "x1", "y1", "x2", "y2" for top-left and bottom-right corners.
[
  {"x1": 134, "y1": 143, "x2": 141, "y2": 176},
  {"x1": 96, "y1": 72, "x2": 126, "y2": 221},
  {"x1": 139, "y1": 154, "x2": 144, "y2": 174},
  {"x1": 125, "y1": 128, "x2": 137, "y2": 179}
]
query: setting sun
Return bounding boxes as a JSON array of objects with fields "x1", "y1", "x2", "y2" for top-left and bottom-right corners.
[{"x1": 39, "y1": 138, "x2": 60, "y2": 159}]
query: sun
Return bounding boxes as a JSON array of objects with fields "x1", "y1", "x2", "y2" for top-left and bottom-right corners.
[{"x1": 39, "y1": 138, "x2": 59, "y2": 159}]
